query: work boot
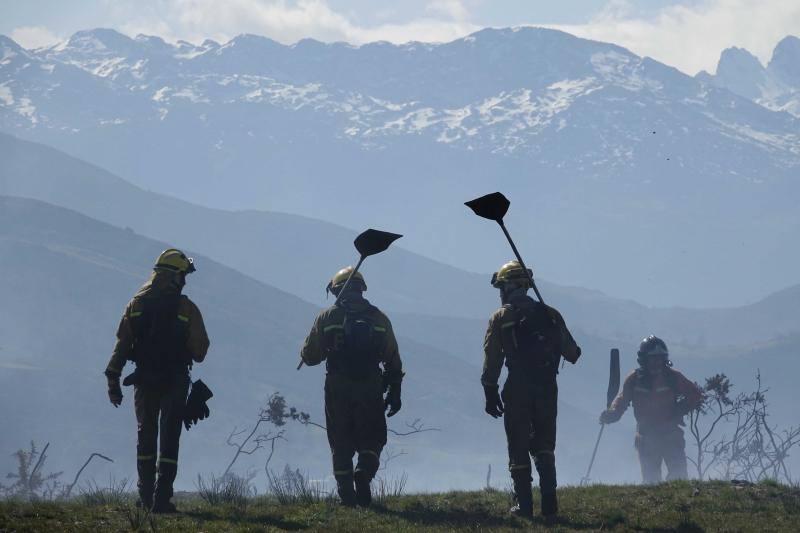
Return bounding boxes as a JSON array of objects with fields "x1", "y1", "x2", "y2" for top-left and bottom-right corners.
[
  {"x1": 151, "y1": 493, "x2": 178, "y2": 514},
  {"x1": 335, "y1": 474, "x2": 356, "y2": 507},
  {"x1": 151, "y1": 501, "x2": 177, "y2": 514},
  {"x1": 354, "y1": 471, "x2": 372, "y2": 507},
  {"x1": 135, "y1": 492, "x2": 153, "y2": 510},
  {"x1": 136, "y1": 459, "x2": 156, "y2": 510},
  {"x1": 535, "y1": 451, "x2": 558, "y2": 522},
  {"x1": 510, "y1": 474, "x2": 533, "y2": 519},
  {"x1": 541, "y1": 492, "x2": 558, "y2": 523}
]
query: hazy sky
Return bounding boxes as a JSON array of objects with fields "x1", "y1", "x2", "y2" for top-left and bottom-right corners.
[{"x1": 1, "y1": 0, "x2": 799, "y2": 74}]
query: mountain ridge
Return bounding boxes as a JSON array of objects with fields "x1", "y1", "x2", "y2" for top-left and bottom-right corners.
[{"x1": 1, "y1": 27, "x2": 799, "y2": 307}]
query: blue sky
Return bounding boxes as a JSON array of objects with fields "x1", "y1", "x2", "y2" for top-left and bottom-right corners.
[{"x1": 1, "y1": 0, "x2": 798, "y2": 74}]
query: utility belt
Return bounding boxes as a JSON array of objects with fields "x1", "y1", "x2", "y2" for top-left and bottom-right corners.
[
  {"x1": 123, "y1": 362, "x2": 190, "y2": 391},
  {"x1": 325, "y1": 353, "x2": 380, "y2": 381},
  {"x1": 505, "y1": 351, "x2": 560, "y2": 374}
]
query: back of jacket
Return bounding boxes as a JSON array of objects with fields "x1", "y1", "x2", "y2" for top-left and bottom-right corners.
[
  {"x1": 482, "y1": 294, "x2": 580, "y2": 387},
  {"x1": 300, "y1": 296, "x2": 403, "y2": 382},
  {"x1": 105, "y1": 270, "x2": 210, "y2": 378}
]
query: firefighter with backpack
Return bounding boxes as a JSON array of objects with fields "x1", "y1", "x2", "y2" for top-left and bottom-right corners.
[
  {"x1": 599, "y1": 335, "x2": 702, "y2": 483},
  {"x1": 481, "y1": 260, "x2": 581, "y2": 521},
  {"x1": 104, "y1": 249, "x2": 211, "y2": 513},
  {"x1": 299, "y1": 267, "x2": 404, "y2": 507}
]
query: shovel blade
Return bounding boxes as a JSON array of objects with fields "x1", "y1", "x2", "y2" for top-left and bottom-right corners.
[
  {"x1": 607, "y1": 348, "x2": 621, "y2": 408},
  {"x1": 354, "y1": 229, "x2": 403, "y2": 258},
  {"x1": 465, "y1": 192, "x2": 510, "y2": 222}
]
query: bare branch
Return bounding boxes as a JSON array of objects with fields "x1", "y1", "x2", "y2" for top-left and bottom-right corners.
[{"x1": 63, "y1": 453, "x2": 113, "y2": 498}]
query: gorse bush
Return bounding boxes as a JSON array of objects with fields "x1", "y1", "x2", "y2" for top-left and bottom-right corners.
[
  {"x1": 373, "y1": 472, "x2": 408, "y2": 506},
  {"x1": 79, "y1": 476, "x2": 131, "y2": 506},
  {"x1": 266, "y1": 465, "x2": 333, "y2": 505},
  {"x1": 122, "y1": 503, "x2": 158, "y2": 532},
  {"x1": 0, "y1": 442, "x2": 63, "y2": 502},
  {"x1": 196, "y1": 473, "x2": 254, "y2": 511}
]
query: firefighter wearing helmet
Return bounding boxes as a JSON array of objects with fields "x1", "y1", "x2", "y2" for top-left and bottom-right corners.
[
  {"x1": 481, "y1": 260, "x2": 581, "y2": 520},
  {"x1": 299, "y1": 267, "x2": 404, "y2": 507},
  {"x1": 600, "y1": 335, "x2": 702, "y2": 483},
  {"x1": 104, "y1": 249, "x2": 210, "y2": 512}
]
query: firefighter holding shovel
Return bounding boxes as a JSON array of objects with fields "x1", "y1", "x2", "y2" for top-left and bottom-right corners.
[{"x1": 466, "y1": 193, "x2": 581, "y2": 521}]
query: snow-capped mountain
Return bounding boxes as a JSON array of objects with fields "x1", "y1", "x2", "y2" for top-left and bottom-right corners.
[
  {"x1": 700, "y1": 35, "x2": 800, "y2": 117},
  {"x1": 1, "y1": 27, "x2": 799, "y2": 308}
]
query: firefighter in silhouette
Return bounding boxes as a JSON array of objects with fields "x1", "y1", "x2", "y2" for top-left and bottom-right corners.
[
  {"x1": 104, "y1": 249, "x2": 210, "y2": 513},
  {"x1": 482, "y1": 261, "x2": 581, "y2": 520},
  {"x1": 600, "y1": 335, "x2": 702, "y2": 483},
  {"x1": 300, "y1": 267, "x2": 404, "y2": 507}
]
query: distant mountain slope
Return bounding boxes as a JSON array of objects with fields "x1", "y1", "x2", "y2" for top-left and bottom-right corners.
[
  {"x1": 699, "y1": 36, "x2": 800, "y2": 117},
  {"x1": 1, "y1": 28, "x2": 799, "y2": 306},
  {"x1": 0, "y1": 195, "x2": 518, "y2": 491},
  {"x1": 0, "y1": 196, "x2": 795, "y2": 492},
  {"x1": 2, "y1": 132, "x2": 799, "y2": 349}
]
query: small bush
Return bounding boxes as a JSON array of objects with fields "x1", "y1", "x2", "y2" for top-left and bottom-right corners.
[
  {"x1": 79, "y1": 476, "x2": 131, "y2": 506},
  {"x1": 196, "y1": 473, "x2": 253, "y2": 511},
  {"x1": 122, "y1": 503, "x2": 158, "y2": 532},
  {"x1": 373, "y1": 472, "x2": 408, "y2": 506},
  {"x1": 267, "y1": 466, "x2": 331, "y2": 504}
]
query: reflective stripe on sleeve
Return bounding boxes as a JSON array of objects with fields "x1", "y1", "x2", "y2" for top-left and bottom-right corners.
[
  {"x1": 323, "y1": 324, "x2": 344, "y2": 333},
  {"x1": 130, "y1": 311, "x2": 143, "y2": 317},
  {"x1": 177, "y1": 314, "x2": 189, "y2": 323},
  {"x1": 373, "y1": 326, "x2": 387, "y2": 332},
  {"x1": 501, "y1": 322, "x2": 516, "y2": 329}
]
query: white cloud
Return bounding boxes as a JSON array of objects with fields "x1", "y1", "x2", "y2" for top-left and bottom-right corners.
[
  {"x1": 426, "y1": 0, "x2": 470, "y2": 22},
  {"x1": 10, "y1": 26, "x2": 61, "y2": 49},
  {"x1": 552, "y1": 0, "x2": 800, "y2": 75},
  {"x1": 110, "y1": 0, "x2": 477, "y2": 46}
]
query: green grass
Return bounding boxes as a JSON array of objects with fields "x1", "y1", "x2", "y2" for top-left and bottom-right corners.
[{"x1": 1, "y1": 481, "x2": 798, "y2": 532}]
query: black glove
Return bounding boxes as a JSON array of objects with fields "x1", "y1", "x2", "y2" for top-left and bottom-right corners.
[
  {"x1": 184, "y1": 379, "x2": 213, "y2": 430},
  {"x1": 384, "y1": 381, "x2": 402, "y2": 418},
  {"x1": 483, "y1": 385, "x2": 504, "y2": 418},
  {"x1": 599, "y1": 409, "x2": 617, "y2": 424},
  {"x1": 105, "y1": 372, "x2": 122, "y2": 407}
]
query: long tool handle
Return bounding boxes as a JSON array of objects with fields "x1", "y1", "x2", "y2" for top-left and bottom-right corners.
[
  {"x1": 332, "y1": 256, "x2": 365, "y2": 306},
  {"x1": 498, "y1": 221, "x2": 545, "y2": 304},
  {"x1": 581, "y1": 423, "x2": 605, "y2": 485},
  {"x1": 297, "y1": 256, "x2": 366, "y2": 370}
]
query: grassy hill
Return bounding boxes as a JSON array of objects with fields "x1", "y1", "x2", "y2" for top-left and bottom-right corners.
[{"x1": 1, "y1": 481, "x2": 798, "y2": 531}]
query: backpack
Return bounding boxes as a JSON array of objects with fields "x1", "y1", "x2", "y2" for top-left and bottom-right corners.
[
  {"x1": 325, "y1": 306, "x2": 384, "y2": 380},
  {"x1": 501, "y1": 303, "x2": 562, "y2": 375},
  {"x1": 129, "y1": 294, "x2": 191, "y2": 385}
]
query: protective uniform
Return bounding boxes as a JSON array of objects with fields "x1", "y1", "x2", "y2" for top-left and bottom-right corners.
[
  {"x1": 601, "y1": 335, "x2": 702, "y2": 484},
  {"x1": 482, "y1": 261, "x2": 581, "y2": 519},
  {"x1": 104, "y1": 249, "x2": 209, "y2": 512},
  {"x1": 300, "y1": 267, "x2": 403, "y2": 507}
]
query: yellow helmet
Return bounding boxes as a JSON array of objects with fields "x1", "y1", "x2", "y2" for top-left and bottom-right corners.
[
  {"x1": 155, "y1": 248, "x2": 196, "y2": 274},
  {"x1": 491, "y1": 260, "x2": 532, "y2": 288},
  {"x1": 326, "y1": 266, "x2": 367, "y2": 295}
]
